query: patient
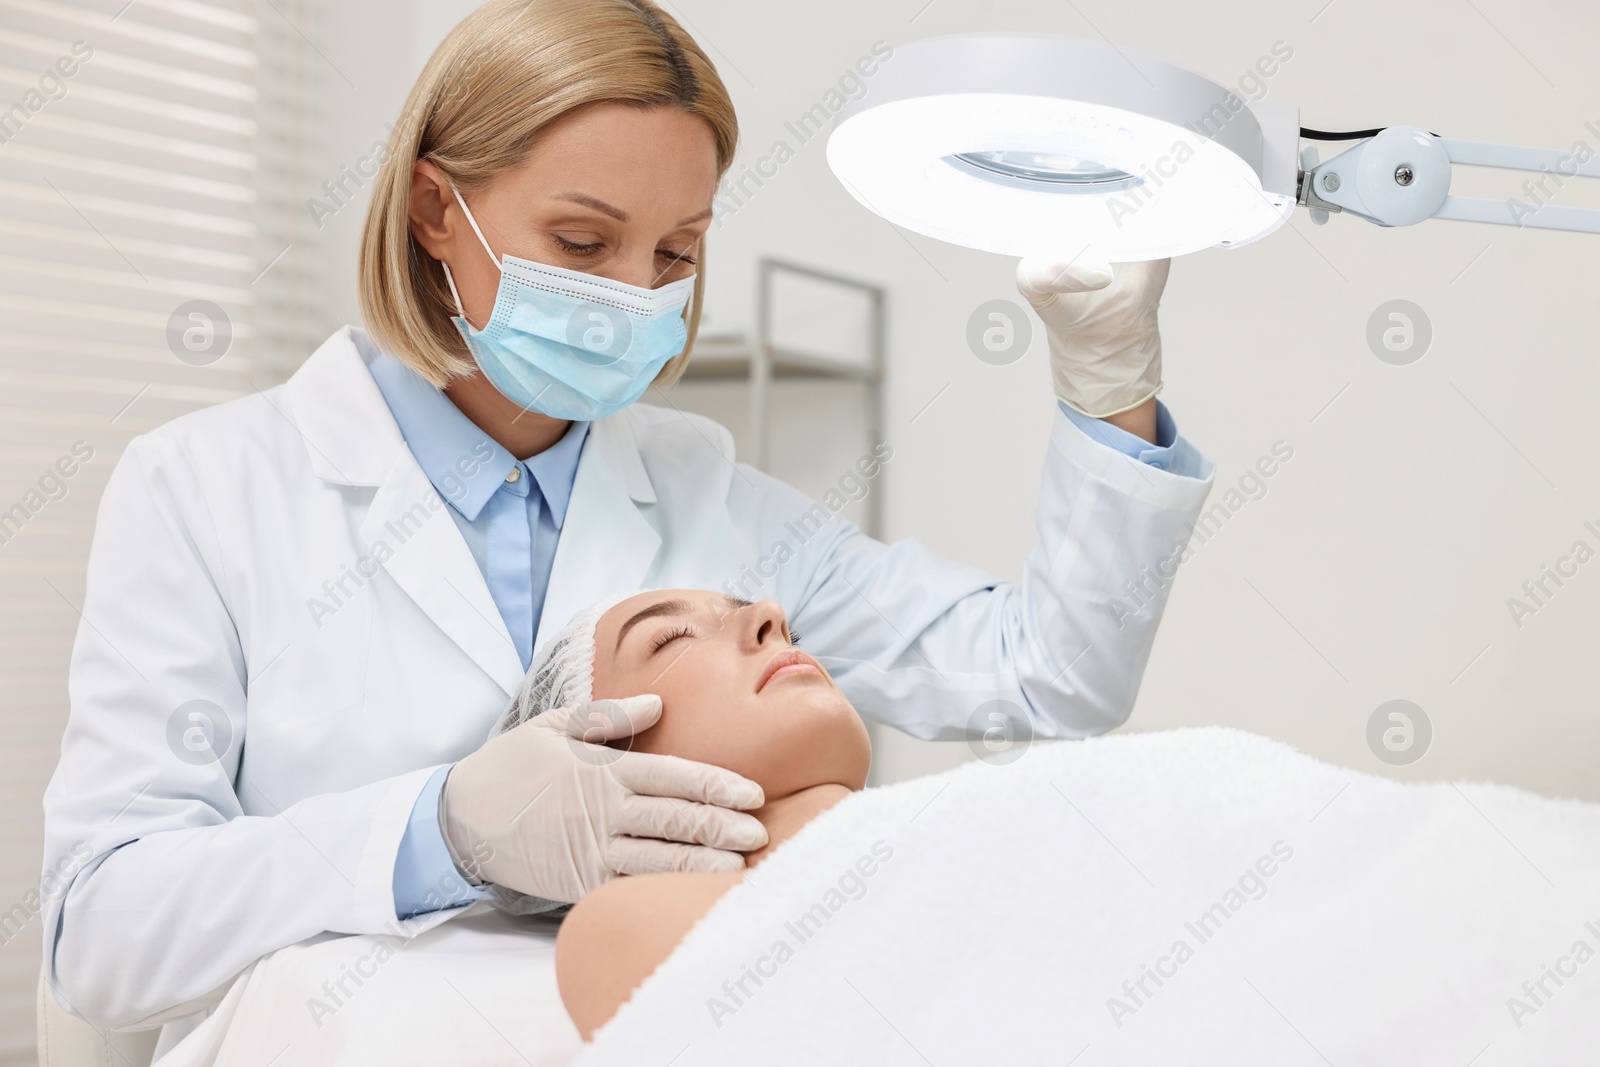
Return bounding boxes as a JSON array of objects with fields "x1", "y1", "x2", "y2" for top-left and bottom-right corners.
[{"x1": 500, "y1": 589, "x2": 872, "y2": 1040}]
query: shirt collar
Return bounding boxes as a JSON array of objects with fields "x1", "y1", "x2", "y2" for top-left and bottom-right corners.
[{"x1": 367, "y1": 354, "x2": 589, "y2": 525}]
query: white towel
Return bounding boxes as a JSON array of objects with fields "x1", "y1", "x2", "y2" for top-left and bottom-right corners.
[
  {"x1": 576, "y1": 727, "x2": 1600, "y2": 1065},
  {"x1": 152, "y1": 904, "x2": 581, "y2": 1066}
]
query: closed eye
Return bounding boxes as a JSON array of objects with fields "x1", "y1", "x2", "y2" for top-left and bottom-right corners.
[
  {"x1": 553, "y1": 235, "x2": 602, "y2": 256},
  {"x1": 651, "y1": 624, "x2": 696, "y2": 653}
]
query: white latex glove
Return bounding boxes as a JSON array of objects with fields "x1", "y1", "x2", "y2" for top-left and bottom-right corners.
[
  {"x1": 439, "y1": 694, "x2": 768, "y2": 904},
  {"x1": 1015, "y1": 256, "x2": 1171, "y2": 419}
]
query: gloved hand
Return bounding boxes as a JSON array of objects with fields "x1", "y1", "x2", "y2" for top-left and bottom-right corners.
[
  {"x1": 439, "y1": 694, "x2": 768, "y2": 904},
  {"x1": 1015, "y1": 256, "x2": 1171, "y2": 419}
]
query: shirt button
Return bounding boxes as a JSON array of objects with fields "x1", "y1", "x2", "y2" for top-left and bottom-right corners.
[
  {"x1": 505, "y1": 467, "x2": 522, "y2": 483},
  {"x1": 1150, "y1": 460, "x2": 1166, "y2": 470}
]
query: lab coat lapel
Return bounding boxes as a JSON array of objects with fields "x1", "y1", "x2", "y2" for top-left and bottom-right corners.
[
  {"x1": 289, "y1": 329, "x2": 660, "y2": 693},
  {"x1": 359, "y1": 454, "x2": 527, "y2": 698},
  {"x1": 288, "y1": 327, "x2": 526, "y2": 698},
  {"x1": 535, "y1": 412, "x2": 661, "y2": 659}
]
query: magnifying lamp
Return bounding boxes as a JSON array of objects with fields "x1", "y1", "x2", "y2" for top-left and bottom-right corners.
[{"x1": 825, "y1": 32, "x2": 1600, "y2": 261}]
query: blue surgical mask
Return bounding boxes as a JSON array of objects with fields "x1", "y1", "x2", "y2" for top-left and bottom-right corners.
[{"x1": 438, "y1": 183, "x2": 697, "y2": 421}]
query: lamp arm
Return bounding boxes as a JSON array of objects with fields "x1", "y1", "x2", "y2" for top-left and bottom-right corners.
[{"x1": 1299, "y1": 126, "x2": 1600, "y2": 234}]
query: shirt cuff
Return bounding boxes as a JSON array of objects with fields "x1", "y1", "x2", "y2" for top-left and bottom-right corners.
[
  {"x1": 392, "y1": 764, "x2": 495, "y2": 920},
  {"x1": 1058, "y1": 399, "x2": 1207, "y2": 479}
]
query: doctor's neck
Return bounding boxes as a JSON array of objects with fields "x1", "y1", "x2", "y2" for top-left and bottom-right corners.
[{"x1": 445, "y1": 371, "x2": 573, "y2": 460}]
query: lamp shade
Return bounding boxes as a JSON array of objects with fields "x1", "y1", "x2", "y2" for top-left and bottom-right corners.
[{"x1": 826, "y1": 33, "x2": 1299, "y2": 261}]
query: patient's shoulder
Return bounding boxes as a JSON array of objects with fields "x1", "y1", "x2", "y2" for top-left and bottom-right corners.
[{"x1": 556, "y1": 870, "x2": 741, "y2": 1040}]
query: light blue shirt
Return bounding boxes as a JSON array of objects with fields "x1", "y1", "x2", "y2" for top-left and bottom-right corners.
[
  {"x1": 1059, "y1": 398, "x2": 1204, "y2": 476},
  {"x1": 368, "y1": 354, "x2": 589, "y2": 919}
]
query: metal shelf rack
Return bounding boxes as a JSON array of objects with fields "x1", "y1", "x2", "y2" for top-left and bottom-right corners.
[{"x1": 681, "y1": 257, "x2": 887, "y2": 537}]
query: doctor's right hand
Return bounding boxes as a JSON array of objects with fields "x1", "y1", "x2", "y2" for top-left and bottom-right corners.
[
  {"x1": 1016, "y1": 256, "x2": 1171, "y2": 421},
  {"x1": 439, "y1": 694, "x2": 768, "y2": 904}
]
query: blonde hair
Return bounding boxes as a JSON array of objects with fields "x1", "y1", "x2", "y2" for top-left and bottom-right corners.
[{"x1": 358, "y1": 0, "x2": 737, "y2": 388}]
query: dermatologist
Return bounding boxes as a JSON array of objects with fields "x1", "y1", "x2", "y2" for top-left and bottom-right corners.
[{"x1": 41, "y1": 0, "x2": 1215, "y2": 1038}]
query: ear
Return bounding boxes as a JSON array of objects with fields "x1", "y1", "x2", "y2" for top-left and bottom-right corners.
[{"x1": 408, "y1": 158, "x2": 456, "y2": 260}]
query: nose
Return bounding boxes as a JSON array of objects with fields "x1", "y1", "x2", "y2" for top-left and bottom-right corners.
[{"x1": 738, "y1": 599, "x2": 791, "y2": 652}]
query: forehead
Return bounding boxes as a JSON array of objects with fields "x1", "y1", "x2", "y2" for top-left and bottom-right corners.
[{"x1": 518, "y1": 105, "x2": 719, "y2": 199}]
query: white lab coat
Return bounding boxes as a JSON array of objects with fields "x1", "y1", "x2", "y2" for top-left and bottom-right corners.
[{"x1": 41, "y1": 325, "x2": 1214, "y2": 1033}]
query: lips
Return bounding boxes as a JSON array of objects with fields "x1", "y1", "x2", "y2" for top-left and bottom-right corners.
[{"x1": 756, "y1": 649, "x2": 825, "y2": 692}]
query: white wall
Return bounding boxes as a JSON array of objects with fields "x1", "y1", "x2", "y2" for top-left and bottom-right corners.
[{"x1": 309, "y1": 0, "x2": 1600, "y2": 800}]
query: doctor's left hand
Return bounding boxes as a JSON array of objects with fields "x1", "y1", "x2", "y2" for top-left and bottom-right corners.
[{"x1": 440, "y1": 694, "x2": 769, "y2": 904}]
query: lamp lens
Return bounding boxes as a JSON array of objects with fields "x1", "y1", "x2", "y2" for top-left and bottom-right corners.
[{"x1": 946, "y1": 150, "x2": 1143, "y2": 191}]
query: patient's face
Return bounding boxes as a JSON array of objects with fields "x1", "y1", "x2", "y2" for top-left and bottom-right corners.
[{"x1": 591, "y1": 590, "x2": 871, "y2": 798}]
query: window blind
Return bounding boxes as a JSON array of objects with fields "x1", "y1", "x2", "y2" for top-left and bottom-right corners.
[{"x1": 0, "y1": 0, "x2": 321, "y2": 1057}]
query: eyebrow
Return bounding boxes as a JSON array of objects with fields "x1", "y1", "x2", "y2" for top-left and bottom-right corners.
[
  {"x1": 550, "y1": 192, "x2": 712, "y2": 228},
  {"x1": 613, "y1": 594, "x2": 752, "y2": 653},
  {"x1": 615, "y1": 599, "x2": 691, "y2": 653}
]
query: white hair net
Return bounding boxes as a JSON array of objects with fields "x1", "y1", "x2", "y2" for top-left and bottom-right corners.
[{"x1": 488, "y1": 589, "x2": 638, "y2": 741}]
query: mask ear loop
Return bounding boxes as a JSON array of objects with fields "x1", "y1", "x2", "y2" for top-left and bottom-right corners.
[
  {"x1": 439, "y1": 261, "x2": 466, "y2": 318},
  {"x1": 450, "y1": 183, "x2": 504, "y2": 271},
  {"x1": 437, "y1": 181, "x2": 503, "y2": 321}
]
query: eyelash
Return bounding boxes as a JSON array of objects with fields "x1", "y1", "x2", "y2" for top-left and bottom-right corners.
[
  {"x1": 554, "y1": 235, "x2": 698, "y2": 265},
  {"x1": 651, "y1": 624, "x2": 695, "y2": 652}
]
